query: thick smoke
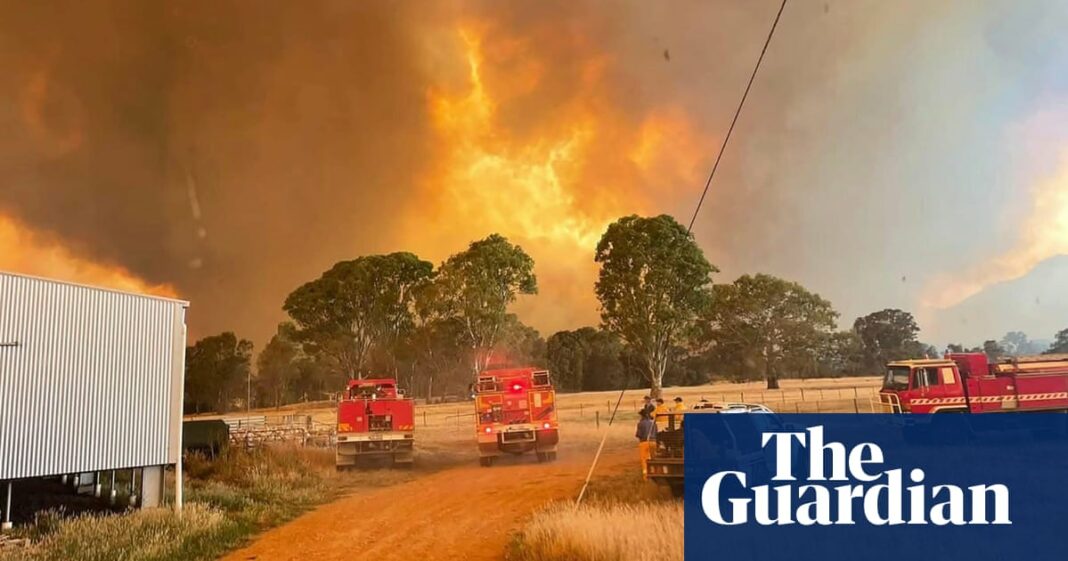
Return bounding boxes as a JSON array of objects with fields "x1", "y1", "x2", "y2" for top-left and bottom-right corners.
[{"x1": 2, "y1": 0, "x2": 1067, "y2": 347}]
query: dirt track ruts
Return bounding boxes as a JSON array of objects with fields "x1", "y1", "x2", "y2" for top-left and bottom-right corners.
[{"x1": 219, "y1": 448, "x2": 633, "y2": 561}]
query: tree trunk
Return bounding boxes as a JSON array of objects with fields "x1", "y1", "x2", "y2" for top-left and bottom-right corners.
[
  {"x1": 649, "y1": 377, "x2": 663, "y2": 398},
  {"x1": 765, "y1": 360, "x2": 780, "y2": 390},
  {"x1": 649, "y1": 362, "x2": 664, "y2": 399}
]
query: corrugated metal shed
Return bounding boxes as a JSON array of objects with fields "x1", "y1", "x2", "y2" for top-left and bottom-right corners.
[{"x1": 0, "y1": 272, "x2": 188, "y2": 480}]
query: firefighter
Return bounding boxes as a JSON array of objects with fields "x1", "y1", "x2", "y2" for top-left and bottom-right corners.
[
  {"x1": 654, "y1": 398, "x2": 669, "y2": 431},
  {"x1": 636, "y1": 409, "x2": 658, "y2": 480},
  {"x1": 666, "y1": 396, "x2": 686, "y2": 431}
]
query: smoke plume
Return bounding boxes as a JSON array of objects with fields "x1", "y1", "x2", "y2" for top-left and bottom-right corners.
[{"x1": 2, "y1": 1, "x2": 1067, "y2": 348}]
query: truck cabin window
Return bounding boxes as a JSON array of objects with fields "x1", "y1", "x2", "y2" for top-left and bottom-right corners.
[
  {"x1": 883, "y1": 367, "x2": 911, "y2": 390},
  {"x1": 914, "y1": 368, "x2": 941, "y2": 388}
]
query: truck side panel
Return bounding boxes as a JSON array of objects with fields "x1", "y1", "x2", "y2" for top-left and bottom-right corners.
[{"x1": 1013, "y1": 374, "x2": 1068, "y2": 410}]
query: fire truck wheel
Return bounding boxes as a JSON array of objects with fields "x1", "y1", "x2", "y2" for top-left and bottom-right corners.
[
  {"x1": 668, "y1": 481, "x2": 684, "y2": 499},
  {"x1": 536, "y1": 452, "x2": 547, "y2": 463},
  {"x1": 479, "y1": 456, "x2": 495, "y2": 467}
]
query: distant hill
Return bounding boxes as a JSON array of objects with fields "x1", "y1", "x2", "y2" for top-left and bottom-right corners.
[{"x1": 929, "y1": 255, "x2": 1068, "y2": 349}]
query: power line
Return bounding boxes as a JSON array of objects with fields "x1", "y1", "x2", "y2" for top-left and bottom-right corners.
[
  {"x1": 576, "y1": 0, "x2": 790, "y2": 507},
  {"x1": 687, "y1": 0, "x2": 789, "y2": 234}
]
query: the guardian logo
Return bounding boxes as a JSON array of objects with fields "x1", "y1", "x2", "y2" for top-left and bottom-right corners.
[{"x1": 702, "y1": 426, "x2": 1012, "y2": 526}]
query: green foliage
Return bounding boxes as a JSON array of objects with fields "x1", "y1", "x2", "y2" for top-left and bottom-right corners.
[
  {"x1": 433, "y1": 234, "x2": 538, "y2": 371},
  {"x1": 701, "y1": 274, "x2": 838, "y2": 389},
  {"x1": 982, "y1": 339, "x2": 1005, "y2": 360},
  {"x1": 546, "y1": 329, "x2": 590, "y2": 391},
  {"x1": 817, "y1": 330, "x2": 866, "y2": 376},
  {"x1": 1046, "y1": 328, "x2": 1068, "y2": 354},
  {"x1": 254, "y1": 322, "x2": 332, "y2": 406},
  {"x1": 852, "y1": 309, "x2": 922, "y2": 370},
  {"x1": 184, "y1": 332, "x2": 253, "y2": 414},
  {"x1": 283, "y1": 252, "x2": 433, "y2": 379},
  {"x1": 595, "y1": 215, "x2": 715, "y2": 397},
  {"x1": 546, "y1": 328, "x2": 631, "y2": 392}
]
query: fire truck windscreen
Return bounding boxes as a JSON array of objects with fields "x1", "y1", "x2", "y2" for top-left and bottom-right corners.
[{"x1": 883, "y1": 367, "x2": 910, "y2": 391}]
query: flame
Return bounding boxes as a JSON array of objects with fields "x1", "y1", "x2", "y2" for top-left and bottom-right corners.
[
  {"x1": 921, "y1": 156, "x2": 1068, "y2": 310},
  {"x1": 0, "y1": 213, "x2": 178, "y2": 298},
  {"x1": 409, "y1": 24, "x2": 708, "y2": 330}
]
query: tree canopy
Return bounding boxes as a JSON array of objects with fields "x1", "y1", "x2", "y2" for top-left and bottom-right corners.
[
  {"x1": 595, "y1": 214, "x2": 716, "y2": 397},
  {"x1": 185, "y1": 332, "x2": 253, "y2": 414},
  {"x1": 701, "y1": 274, "x2": 838, "y2": 389},
  {"x1": 433, "y1": 234, "x2": 538, "y2": 372},
  {"x1": 283, "y1": 252, "x2": 433, "y2": 380},
  {"x1": 852, "y1": 309, "x2": 923, "y2": 370},
  {"x1": 1047, "y1": 328, "x2": 1068, "y2": 354}
]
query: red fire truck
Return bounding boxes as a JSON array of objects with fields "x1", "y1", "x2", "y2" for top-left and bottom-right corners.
[
  {"x1": 874, "y1": 353, "x2": 1068, "y2": 414},
  {"x1": 473, "y1": 367, "x2": 559, "y2": 466},
  {"x1": 335, "y1": 378, "x2": 415, "y2": 469}
]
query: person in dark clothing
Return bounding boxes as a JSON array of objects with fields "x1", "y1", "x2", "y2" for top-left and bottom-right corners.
[
  {"x1": 636, "y1": 410, "x2": 658, "y2": 479},
  {"x1": 640, "y1": 395, "x2": 656, "y2": 418}
]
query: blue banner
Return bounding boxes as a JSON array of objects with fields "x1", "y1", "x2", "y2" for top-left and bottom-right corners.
[{"x1": 684, "y1": 413, "x2": 1068, "y2": 561}]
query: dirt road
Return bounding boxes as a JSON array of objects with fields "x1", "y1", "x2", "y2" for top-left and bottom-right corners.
[{"x1": 220, "y1": 447, "x2": 634, "y2": 561}]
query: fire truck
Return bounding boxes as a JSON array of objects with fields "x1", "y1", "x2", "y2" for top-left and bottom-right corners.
[
  {"x1": 335, "y1": 378, "x2": 415, "y2": 469},
  {"x1": 473, "y1": 367, "x2": 559, "y2": 466},
  {"x1": 874, "y1": 353, "x2": 1068, "y2": 414}
]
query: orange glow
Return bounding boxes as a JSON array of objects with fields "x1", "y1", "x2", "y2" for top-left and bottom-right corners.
[
  {"x1": 20, "y1": 61, "x2": 84, "y2": 157},
  {"x1": 410, "y1": 24, "x2": 708, "y2": 330},
  {"x1": 922, "y1": 155, "x2": 1068, "y2": 310},
  {"x1": 0, "y1": 213, "x2": 178, "y2": 299}
]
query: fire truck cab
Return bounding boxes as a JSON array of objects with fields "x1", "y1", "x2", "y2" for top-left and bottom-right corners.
[
  {"x1": 474, "y1": 367, "x2": 559, "y2": 466},
  {"x1": 875, "y1": 353, "x2": 1068, "y2": 414},
  {"x1": 336, "y1": 378, "x2": 415, "y2": 469}
]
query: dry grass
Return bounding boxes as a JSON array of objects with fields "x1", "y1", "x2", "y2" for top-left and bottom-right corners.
[
  {"x1": 510, "y1": 502, "x2": 683, "y2": 561},
  {"x1": 3, "y1": 445, "x2": 419, "y2": 561},
  {"x1": 0, "y1": 504, "x2": 235, "y2": 561}
]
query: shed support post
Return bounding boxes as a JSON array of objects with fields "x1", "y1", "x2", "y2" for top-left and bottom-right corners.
[
  {"x1": 140, "y1": 466, "x2": 163, "y2": 509},
  {"x1": 93, "y1": 471, "x2": 102, "y2": 498},
  {"x1": 109, "y1": 471, "x2": 117, "y2": 505},
  {"x1": 175, "y1": 461, "x2": 183, "y2": 514},
  {"x1": 128, "y1": 469, "x2": 139, "y2": 507},
  {"x1": 2, "y1": 481, "x2": 12, "y2": 531}
]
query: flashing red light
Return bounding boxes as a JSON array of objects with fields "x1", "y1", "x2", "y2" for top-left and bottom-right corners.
[
  {"x1": 511, "y1": 383, "x2": 523, "y2": 392},
  {"x1": 484, "y1": 426, "x2": 493, "y2": 433},
  {"x1": 542, "y1": 422, "x2": 551, "y2": 429}
]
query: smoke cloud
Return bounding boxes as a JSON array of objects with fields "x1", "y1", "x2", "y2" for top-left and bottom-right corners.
[{"x1": 2, "y1": 1, "x2": 1067, "y2": 348}]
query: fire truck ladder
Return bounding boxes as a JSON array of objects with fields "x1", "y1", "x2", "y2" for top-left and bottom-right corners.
[{"x1": 870, "y1": 392, "x2": 903, "y2": 414}]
